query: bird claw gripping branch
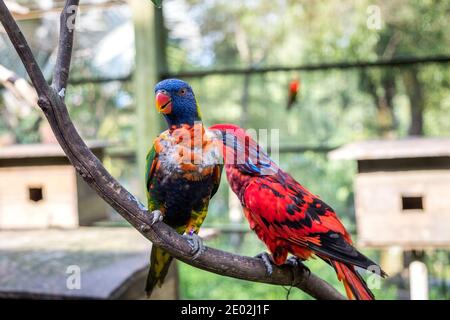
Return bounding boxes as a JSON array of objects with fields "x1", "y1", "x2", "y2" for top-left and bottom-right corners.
[
  {"x1": 255, "y1": 252, "x2": 274, "y2": 276},
  {"x1": 150, "y1": 210, "x2": 164, "y2": 225},
  {"x1": 286, "y1": 256, "x2": 310, "y2": 275},
  {"x1": 183, "y1": 233, "x2": 205, "y2": 260},
  {"x1": 285, "y1": 256, "x2": 310, "y2": 286}
]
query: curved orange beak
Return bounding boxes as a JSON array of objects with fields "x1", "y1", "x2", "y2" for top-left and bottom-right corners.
[{"x1": 155, "y1": 91, "x2": 172, "y2": 114}]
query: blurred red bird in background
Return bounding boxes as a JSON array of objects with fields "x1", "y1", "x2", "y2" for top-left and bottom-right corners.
[
  {"x1": 286, "y1": 78, "x2": 301, "y2": 110},
  {"x1": 210, "y1": 124, "x2": 387, "y2": 300}
]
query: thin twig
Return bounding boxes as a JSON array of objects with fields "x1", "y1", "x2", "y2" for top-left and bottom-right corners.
[
  {"x1": 0, "y1": 0, "x2": 345, "y2": 300},
  {"x1": 52, "y1": 0, "x2": 79, "y2": 98}
]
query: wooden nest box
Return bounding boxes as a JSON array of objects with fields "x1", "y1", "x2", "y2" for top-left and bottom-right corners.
[
  {"x1": 0, "y1": 142, "x2": 109, "y2": 229},
  {"x1": 329, "y1": 138, "x2": 450, "y2": 249}
]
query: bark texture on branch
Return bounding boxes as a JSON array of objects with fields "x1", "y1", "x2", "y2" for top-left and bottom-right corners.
[
  {"x1": 52, "y1": 0, "x2": 79, "y2": 97},
  {"x1": 0, "y1": 0, "x2": 345, "y2": 300}
]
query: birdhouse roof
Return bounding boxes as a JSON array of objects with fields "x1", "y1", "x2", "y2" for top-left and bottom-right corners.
[
  {"x1": 329, "y1": 137, "x2": 450, "y2": 161},
  {"x1": 0, "y1": 141, "x2": 108, "y2": 160}
]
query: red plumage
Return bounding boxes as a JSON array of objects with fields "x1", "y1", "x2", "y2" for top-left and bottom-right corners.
[
  {"x1": 210, "y1": 124, "x2": 386, "y2": 300},
  {"x1": 287, "y1": 78, "x2": 300, "y2": 110}
]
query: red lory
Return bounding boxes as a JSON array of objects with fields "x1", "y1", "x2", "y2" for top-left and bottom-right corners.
[
  {"x1": 286, "y1": 78, "x2": 300, "y2": 110},
  {"x1": 145, "y1": 79, "x2": 222, "y2": 297},
  {"x1": 209, "y1": 124, "x2": 386, "y2": 300}
]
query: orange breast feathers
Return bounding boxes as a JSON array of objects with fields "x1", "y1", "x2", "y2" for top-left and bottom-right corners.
[{"x1": 154, "y1": 123, "x2": 222, "y2": 180}]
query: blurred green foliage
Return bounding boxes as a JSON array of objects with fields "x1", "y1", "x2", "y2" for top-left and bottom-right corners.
[{"x1": 1, "y1": 0, "x2": 450, "y2": 299}]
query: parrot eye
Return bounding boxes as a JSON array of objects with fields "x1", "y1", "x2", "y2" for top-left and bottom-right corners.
[{"x1": 178, "y1": 88, "x2": 188, "y2": 96}]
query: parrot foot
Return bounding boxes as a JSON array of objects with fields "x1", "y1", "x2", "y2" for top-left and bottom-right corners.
[
  {"x1": 183, "y1": 233, "x2": 204, "y2": 260},
  {"x1": 286, "y1": 256, "x2": 310, "y2": 274},
  {"x1": 255, "y1": 252, "x2": 274, "y2": 276},
  {"x1": 150, "y1": 210, "x2": 164, "y2": 225},
  {"x1": 285, "y1": 256, "x2": 310, "y2": 285}
]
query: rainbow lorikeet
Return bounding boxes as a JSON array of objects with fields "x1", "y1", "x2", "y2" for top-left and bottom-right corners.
[
  {"x1": 145, "y1": 79, "x2": 222, "y2": 297},
  {"x1": 209, "y1": 124, "x2": 387, "y2": 300}
]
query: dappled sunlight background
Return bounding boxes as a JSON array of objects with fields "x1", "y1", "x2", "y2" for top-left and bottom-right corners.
[{"x1": 0, "y1": 0, "x2": 449, "y2": 300}]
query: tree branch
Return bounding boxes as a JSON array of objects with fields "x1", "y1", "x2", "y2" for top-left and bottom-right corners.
[
  {"x1": 0, "y1": 0, "x2": 345, "y2": 300},
  {"x1": 52, "y1": 0, "x2": 79, "y2": 98},
  {"x1": 0, "y1": 1, "x2": 49, "y2": 95}
]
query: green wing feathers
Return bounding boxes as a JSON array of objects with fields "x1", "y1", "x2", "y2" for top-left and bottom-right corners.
[
  {"x1": 145, "y1": 145, "x2": 160, "y2": 210},
  {"x1": 145, "y1": 145, "x2": 157, "y2": 188}
]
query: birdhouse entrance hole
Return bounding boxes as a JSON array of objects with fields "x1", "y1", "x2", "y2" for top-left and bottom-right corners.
[
  {"x1": 29, "y1": 187, "x2": 43, "y2": 203},
  {"x1": 402, "y1": 196, "x2": 424, "y2": 211}
]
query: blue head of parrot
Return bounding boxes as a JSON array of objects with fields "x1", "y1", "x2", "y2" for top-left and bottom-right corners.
[{"x1": 154, "y1": 78, "x2": 201, "y2": 127}]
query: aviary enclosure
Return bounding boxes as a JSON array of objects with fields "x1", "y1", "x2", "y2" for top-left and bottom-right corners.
[{"x1": 0, "y1": 0, "x2": 449, "y2": 301}]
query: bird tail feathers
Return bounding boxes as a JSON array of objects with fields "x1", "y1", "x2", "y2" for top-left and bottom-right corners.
[
  {"x1": 145, "y1": 246, "x2": 173, "y2": 298},
  {"x1": 331, "y1": 260, "x2": 375, "y2": 300}
]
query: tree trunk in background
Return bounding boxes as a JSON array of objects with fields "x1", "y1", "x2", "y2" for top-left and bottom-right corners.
[
  {"x1": 381, "y1": 72, "x2": 398, "y2": 132},
  {"x1": 359, "y1": 70, "x2": 397, "y2": 137},
  {"x1": 129, "y1": 0, "x2": 160, "y2": 200},
  {"x1": 154, "y1": 5, "x2": 169, "y2": 131},
  {"x1": 402, "y1": 68, "x2": 424, "y2": 136},
  {"x1": 229, "y1": 20, "x2": 252, "y2": 248},
  {"x1": 233, "y1": 19, "x2": 251, "y2": 127},
  {"x1": 240, "y1": 73, "x2": 250, "y2": 126}
]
